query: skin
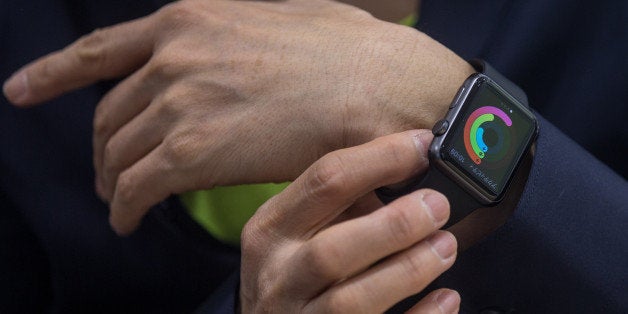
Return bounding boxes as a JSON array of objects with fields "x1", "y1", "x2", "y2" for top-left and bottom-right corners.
[
  {"x1": 3, "y1": 0, "x2": 474, "y2": 235},
  {"x1": 1, "y1": 0, "x2": 532, "y2": 311},
  {"x1": 240, "y1": 130, "x2": 461, "y2": 313}
]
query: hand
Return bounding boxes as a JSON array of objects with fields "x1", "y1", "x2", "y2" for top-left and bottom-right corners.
[
  {"x1": 3, "y1": 0, "x2": 473, "y2": 235},
  {"x1": 241, "y1": 130, "x2": 460, "y2": 313}
]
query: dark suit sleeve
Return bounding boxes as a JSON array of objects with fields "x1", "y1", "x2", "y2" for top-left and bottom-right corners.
[
  {"x1": 0, "y1": 192, "x2": 52, "y2": 313},
  {"x1": 419, "y1": 115, "x2": 628, "y2": 313},
  {"x1": 194, "y1": 270, "x2": 240, "y2": 314},
  {"x1": 411, "y1": 1, "x2": 628, "y2": 312},
  {"x1": 195, "y1": 117, "x2": 627, "y2": 314}
]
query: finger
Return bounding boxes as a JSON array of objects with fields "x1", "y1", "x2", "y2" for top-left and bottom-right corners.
[
  {"x1": 93, "y1": 67, "x2": 158, "y2": 200},
  {"x1": 286, "y1": 190, "x2": 449, "y2": 295},
  {"x1": 108, "y1": 140, "x2": 194, "y2": 236},
  {"x1": 255, "y1": 130, "x2": 433, "y2": 238},
  {"x1": 406, "y1": 289, "x2": 461, "y2": 314},
  {"x1": 3, "y1": 17, "x2": 155, "y2": 106},
  {"x1": 307, "y1": 231, "x2": 457, "y2": 313},
  {"x1": 326, "y1": 192, "x2": 383, "y2": 226},
  {"x1": 100, "y1": 100, "x2": 170, "y2": 201}
]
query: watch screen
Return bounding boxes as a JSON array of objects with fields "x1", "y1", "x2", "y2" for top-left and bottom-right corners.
[{"x1": 442, "y1": 79, "x2": 536, "y2": 197}]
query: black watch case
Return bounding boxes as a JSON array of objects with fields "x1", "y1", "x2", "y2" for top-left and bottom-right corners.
[{"x1": 430, "y1": 73, "x2": 539, "y2": 205}]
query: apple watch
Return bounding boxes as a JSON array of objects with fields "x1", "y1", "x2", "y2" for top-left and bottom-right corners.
[{"x1": 376, "y1": 59, "x2": 539, "y2": 228}]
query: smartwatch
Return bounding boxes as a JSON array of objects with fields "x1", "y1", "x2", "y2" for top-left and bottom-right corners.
[{"x1": 376, "y1": 59, "x2": 539, "y2": 228}]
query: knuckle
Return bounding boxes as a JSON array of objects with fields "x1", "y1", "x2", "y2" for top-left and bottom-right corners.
[
  {"x1": 114, "y1": 172, "x2": 137, "y2": 205},
  {"x1": 351, "y1": 9, "x2": 374, "y2": 20},
  {"x1": 305, "y1": 153, "x2": 349, "y2": 204},
  {"x1": 240, "y1": 219, "x2": 258, "y2": 252},
  {"x1": 145, "y1": 52, "x2": 184, "y2": 80},
  {"x1": 72, "y1": 28, "x2": 108, "y2": 70},
  {"x1": 241, "y1": 199, "x2": 287, "y2": 250},
  {"x1": 339, "y1": 6, "x2": 373, "y2": 21},
  {"x1": 254, "y1": 272, "x2": 293, "y2": 313},
  {"x1": 241, "y1": 215, "x2": 269, "y2": 255},
  {"x1": 102, "y1": 141, "x2": 120, "y2": 173},
  {"x1": 35, "y1": 57, "x2": 57, "y2": 83},
  {"x1": 400, "y1": 250, "x2": 429, "y2": 287},
  {"x1": 300, "y1": 241, "x2": 342, "y2": 282},
  {"x1": 92, "y1": 108, "x2": 110, "y2": 137},
  {"x1": 155, "y1": 88, "x2": 185, "y2": 118},
  {"x1": 384, "y1": 205, "x2": 418, "y2": 247},
  {"x1": 157, "y1": 2, "x2": 200, "y2": 28},
  {"x1": 161, "y1": 130, "x2": 203, "y2": 167}
]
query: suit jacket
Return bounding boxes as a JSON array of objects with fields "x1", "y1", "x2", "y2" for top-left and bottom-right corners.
[{"x1": 0, "y1": 0, "x2": 626, "y2": 313}]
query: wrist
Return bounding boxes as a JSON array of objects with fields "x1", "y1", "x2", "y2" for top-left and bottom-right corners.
[{"x1": 344, "y1": 26, "x2": 474, "y2": 147}]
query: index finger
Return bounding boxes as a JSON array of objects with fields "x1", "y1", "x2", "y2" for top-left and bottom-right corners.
[
  {"x1": 3, "y1": 17, "x2": 155, "y2": 106},
  {"x1": 253, "y1": 130, "x2": 434, "y2": 239}
]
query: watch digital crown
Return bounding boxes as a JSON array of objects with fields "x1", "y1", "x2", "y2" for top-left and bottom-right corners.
[{"x1": 376, "y1": 59, "x2": 538, "y2": 228}]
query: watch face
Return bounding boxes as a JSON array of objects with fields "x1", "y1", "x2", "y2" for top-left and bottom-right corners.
[{"x1": 441, "y1": 78, "x2": 537, "y2": 199}]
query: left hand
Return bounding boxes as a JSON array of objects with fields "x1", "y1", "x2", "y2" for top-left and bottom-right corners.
[{"x1": 3, "y1": 0, "x2": 473, "y2": 235}]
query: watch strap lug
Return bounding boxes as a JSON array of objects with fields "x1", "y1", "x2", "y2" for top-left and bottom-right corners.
[{"x1": 469, "y1": 59, "x2": 529, "y2": 108}]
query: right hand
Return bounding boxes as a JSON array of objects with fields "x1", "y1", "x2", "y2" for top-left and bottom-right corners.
[{"x1": 240, "y1": 130, "x2": 460, "y2": 313}]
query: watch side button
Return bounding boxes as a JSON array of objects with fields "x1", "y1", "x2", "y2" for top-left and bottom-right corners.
[
  {"x1": 432, "y1": 119, "x2": 449, "y2": 136},
  {"x1": 450, "y1": 86, "x2": 466, "y2": 109}
]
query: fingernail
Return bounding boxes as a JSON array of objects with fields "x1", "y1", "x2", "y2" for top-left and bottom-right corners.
[
  {"x1": 3, "y1": 71, "x2": 28, "y2": 104},
  {"x1": 427, "y1": 231, "x2": 457, "y2": 261},
  {"x1": 436, "y1": 290, "x2": 460, "y2": 314},
  {"x1": 411, "y1": 130, "x2": 433, "y2": 164},
  {"x1": 411, "y1": 129, "x2": 432, "y2": 148},
  {"x1": 423, "y1": 192, "x2": 449, "y2": 225}
]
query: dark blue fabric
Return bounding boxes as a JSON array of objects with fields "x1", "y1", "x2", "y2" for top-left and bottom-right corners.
[
  {"x1": 194, "y1": 270, "x2": 240, "y2": 314},
  {"x1": 0, "y1": 1, "x2": 239, "y2": 313},
  {"x1": 1, "y1": 0, "x2": 626, "y2": 313},
  {"x1": 404, "y1": 0, "x2": 628, "y2": 312},
  {"x1": 419, "y1": 0, "x2": 628, "y2": 178},
  {"x1": 414, "y1": 116, "x2": 628, "y2": 313}
]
